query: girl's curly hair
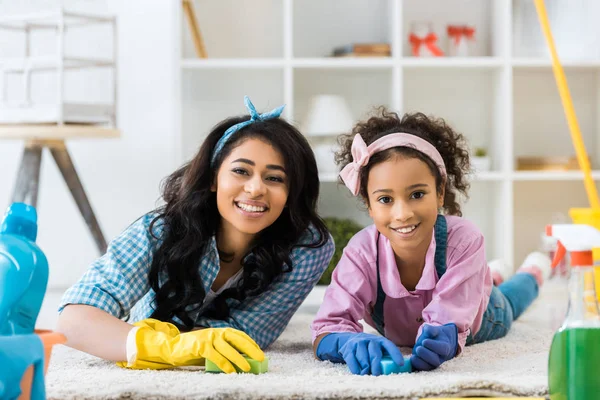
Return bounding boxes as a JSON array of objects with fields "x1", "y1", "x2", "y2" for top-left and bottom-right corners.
[{"x1": 335, "y1": 108, "x2": 471, "y2": 216}]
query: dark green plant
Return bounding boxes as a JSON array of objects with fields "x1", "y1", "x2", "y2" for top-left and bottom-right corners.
[
  {"x1": 474, "y1": 147, "x2": 488, "y2": 157},
  {"x1": 318, "y1": 217, "x2": 364, "y2": 285}
]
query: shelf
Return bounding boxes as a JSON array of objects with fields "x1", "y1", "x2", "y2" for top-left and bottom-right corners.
[
  {"x1": 462, "y1": 179, "x2": 506, "y2": 260},
  {"x1": 0, "y1": 10, "x2": 114, "y2": 30},
  {"x1": 175, "y1": 0, "x2": 598, "y2": 266},
  {"x1": 178, "y1": 57, "x2": 600, "y2": 71},
  {"x1": 179, "y1": 57, "x2": 600, "y2": 70},
  {"x1": 513, "y1": 69, "x2": 598, "y2": 164},
  {"x1": 472, "y1": 171, "x2": 505, "y2": 181},
  {"x1": 513, "y1": 180, "x2": 592, "y2": 270},
  {"x1": 512, "y1": 171, "x2": 600, "y2": 181},
  {"x1": 293, "y1": 0, "x2": 392, "y2": 59},
  {"x1": 0, "y1": 124, "x2": 120, "y2": 140},
  {"x1": 404, "y1": 68, "x2": 505, "y2": 170},
  {"x1": 402, "y1": 0, "x2": 502, "y2": 58},
  {"x1": 181, "y1": 58, "x2": 285, "y2": 69},
  {"x1": 324, "y1": 171, "x2": 600, "y2": 183},
  {"x1": 0, "y1": 103, "x2": 115, "y2": 125},
  {"x1": 182, "y1": 57, "x2": 394, "y2": 69},
  {"x1": 293, "y1": 58, "x2": 394, "y2": 69},
  {"x1": 402, "y1": 57, "x2": 503, "y2": 69},
  {"x1": 1, "y1": 56, "x2": 114, "y2": 72},
  {"x1": 320, "y1": 171, "x2": 506, "y2": 184},
  {"x1": 512, "y1": 58, "x2": 600, "y2": 69},
  {"x1": 181, "y1": 0, "x2": 283, "y2": 59},
  {"x1": 180, "y1": 57, "x2": 507, "y2": 70}
]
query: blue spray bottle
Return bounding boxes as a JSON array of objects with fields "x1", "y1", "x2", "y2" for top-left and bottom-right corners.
[{"x1": 0, "y1": 202, "x2": 49, "y2": 334}]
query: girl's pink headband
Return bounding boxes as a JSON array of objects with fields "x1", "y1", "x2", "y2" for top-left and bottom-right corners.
[{"x1": 339, "y1": 133, "x2": 447, "y2": 196}]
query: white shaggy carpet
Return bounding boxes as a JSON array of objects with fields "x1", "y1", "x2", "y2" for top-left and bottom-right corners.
[{"x1": 46, "y1": 280, "x2": 568, "y2": 399}]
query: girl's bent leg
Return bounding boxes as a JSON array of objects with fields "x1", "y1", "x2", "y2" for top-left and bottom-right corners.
[
  {"x1": 498, "y1": 272, "x2": 539, "y2": 320},
  {"x1": 466, "y1": 286, "x2": 514, "y2": 346},
  {"x1": 467, "y1": 270, "x2": 541, "y2": 346}
]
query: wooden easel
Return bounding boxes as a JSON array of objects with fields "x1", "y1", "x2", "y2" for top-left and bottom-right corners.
[
  {"x1": 182, "y1": 0, "x2": 208, "y2": 58},
  {"x1": 1, "y1": 124, "x2": 120, "y2": 254}
]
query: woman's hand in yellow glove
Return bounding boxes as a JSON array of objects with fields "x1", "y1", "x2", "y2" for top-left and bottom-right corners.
[
  {"x1": 177, "y1": 327, "x2": 264, "y2": 373},
  {"x1": 118, "y1": 318, "x2": 264, "y2": 373},
  {"x1": 116, "y1": 318, "x2": 182, "y2": 370}
]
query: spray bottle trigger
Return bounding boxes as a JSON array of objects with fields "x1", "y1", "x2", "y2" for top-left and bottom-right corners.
[{"x1": 552, "y1": 240, "x2": 566, "y2": 268}]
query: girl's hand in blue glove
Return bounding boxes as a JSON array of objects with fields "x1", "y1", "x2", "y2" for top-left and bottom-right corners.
[
  {"x1": 316, "y1": 332, "x2": 404, "y2": 376},
  {"x1": 410, "y1": 323, "x2": 458, "y2": 371}
]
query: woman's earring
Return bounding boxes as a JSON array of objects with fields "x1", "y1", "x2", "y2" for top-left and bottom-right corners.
[{"x1": 438, "y1": 207, "x2": 444, "y2": 215}]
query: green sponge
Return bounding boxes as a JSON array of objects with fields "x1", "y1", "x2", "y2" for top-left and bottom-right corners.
[{"x1": 205, "y1": 355, "x2": 269, "y2": 374}]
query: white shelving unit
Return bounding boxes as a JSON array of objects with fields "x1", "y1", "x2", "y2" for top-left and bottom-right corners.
[
  {"x1": 0, "y1": 9, "x2": 117, "y2": 125},
  {"x1": 175, "y1": 0, "x2": 600, "y2": 268}
]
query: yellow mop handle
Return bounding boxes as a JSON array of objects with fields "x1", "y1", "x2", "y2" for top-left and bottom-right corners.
[{"x1": 533, "y1": 0, "x2": 600, "y2": 209}]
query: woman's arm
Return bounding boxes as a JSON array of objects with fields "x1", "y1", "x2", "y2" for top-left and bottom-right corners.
[
  {"x1": 56, "y1": 304, "x2": 134, "y2": 361},
  {"x1": 56, "y1": 214, "x2": 159, "y2": 360}
]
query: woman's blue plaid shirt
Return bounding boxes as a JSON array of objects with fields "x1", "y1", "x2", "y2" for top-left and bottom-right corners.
[{"x1": 58, "y1": 213, "x2": 334, "y2": 348}]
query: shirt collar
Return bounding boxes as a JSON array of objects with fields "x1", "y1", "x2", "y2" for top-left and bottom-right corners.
[
  {"x1": 207, "y1": 235, "x2": 218, "y2": 255},
  {"x1": 206, "y1": 235, "x2": 256, "y2": 266},
  {"x1": 377, "y1": 228, "x2": 438, "y2": 298}
]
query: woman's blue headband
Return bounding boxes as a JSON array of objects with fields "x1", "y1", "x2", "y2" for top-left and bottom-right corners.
[{"x1": 210, "y1": 96, "x2": 286, "y2": 166}]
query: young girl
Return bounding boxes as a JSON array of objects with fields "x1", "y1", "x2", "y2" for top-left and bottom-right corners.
[
  {"x1": 311, "y1": 109, "x2": 550, "y2": 375},
  {"x1": 57, "y1": 96, "x2": 334, "y2": 374}
]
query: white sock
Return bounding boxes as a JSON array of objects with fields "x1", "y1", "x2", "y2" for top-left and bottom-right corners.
[
  {"x1": 519, "y1": 251, "x2": 552, "y2": 280},
  {"x1": 488, "y1": 259, "x2": 513, "y2": 285},
  {"x1": 517, "y1": 251, "x2": 552, "y2": 286}
]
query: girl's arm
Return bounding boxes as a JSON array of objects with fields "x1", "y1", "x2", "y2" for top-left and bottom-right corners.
[
  {"x1": 55, "y1": 214, "x2": 158, "y2": 361},
  {"x1": 312, "y1": 332, "x2": 329, "y2": 357},
  {"x1": 56, "y1": 304, "x2": 134, "y2": 361},
  {"x1": 310, "y1": 245, "x2": 376, "y2": 356},
  {"x1": 420, "y1": 231, "x2": 490, "y2": 353}
]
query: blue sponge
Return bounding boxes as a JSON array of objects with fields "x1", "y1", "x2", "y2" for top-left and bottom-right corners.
[{"x1": 380, "y1": 355, "x2": 412, "y2": 374}]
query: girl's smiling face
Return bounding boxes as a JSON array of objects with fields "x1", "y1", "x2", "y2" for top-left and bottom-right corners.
[
  {"x1": 367, "y1": 154, "x2": 443, "y2": 258},
  {"x1": 212, "y1": 138, "x2": 289, "y2": 236}
]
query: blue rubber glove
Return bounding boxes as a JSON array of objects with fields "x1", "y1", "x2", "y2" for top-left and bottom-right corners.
[
  {"x1": 410, "y1": 323, "x2": 458, "y2": 371},
  {"x1": 316, "y1": 332, "x2": 404, "y2": 376}
]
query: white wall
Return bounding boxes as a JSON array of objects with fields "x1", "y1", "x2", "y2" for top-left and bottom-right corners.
[{"x1": 0, "y1": 0, "x2": 179, "y2": 289}]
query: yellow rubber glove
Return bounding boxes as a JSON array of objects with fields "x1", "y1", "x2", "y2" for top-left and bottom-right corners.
[
  {"x1": 135, "y1": 318, "x2": 180, "y2": 337},
  {"x1": 117, "y1": 318, "x2": 264, "y2": 373}
]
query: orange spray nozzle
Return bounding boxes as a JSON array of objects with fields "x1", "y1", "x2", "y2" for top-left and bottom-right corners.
[{"x1": 552, "y1": 241, "x2": 567, "y2": 268}]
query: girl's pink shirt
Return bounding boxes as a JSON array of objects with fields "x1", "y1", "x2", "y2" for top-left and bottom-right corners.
[{"x1": 311, "y1": 215, "x2": 493, "y2": 352}]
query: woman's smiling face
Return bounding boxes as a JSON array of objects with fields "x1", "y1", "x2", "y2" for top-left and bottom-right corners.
[{"x1": 212, "y1": 137, "x2": 289, "y2": 236}]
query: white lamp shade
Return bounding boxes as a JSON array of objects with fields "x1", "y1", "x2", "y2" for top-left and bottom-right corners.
[
  {"x1": 313, "y1": 142, "x2": 338, "y2": 175},
  {"x1": 302, "y1": 95, "x2": 354, "y2": 137}
]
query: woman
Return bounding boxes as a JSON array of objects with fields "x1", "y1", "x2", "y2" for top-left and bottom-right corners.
[{"x1": 57, "y1": 97, "x2": 334, "y2": 373}]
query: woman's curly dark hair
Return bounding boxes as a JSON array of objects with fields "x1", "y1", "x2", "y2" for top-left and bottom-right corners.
[
  {"x1": 336, "y1": 108, "x2": 471, "y2": 216},
  {"x1": 147, "y1": 115, "x2": 329, "y2": 330}
]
